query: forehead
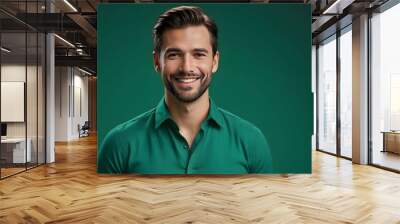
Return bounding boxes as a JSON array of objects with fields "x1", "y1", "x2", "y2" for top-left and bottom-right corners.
[{"x1": 161, "y1": 25, "x2": 212, "y2": 51}]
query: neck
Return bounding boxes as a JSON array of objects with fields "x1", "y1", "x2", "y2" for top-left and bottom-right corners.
[{"x1": 165, "y1": 91, "x2": 210, "y2": 131}]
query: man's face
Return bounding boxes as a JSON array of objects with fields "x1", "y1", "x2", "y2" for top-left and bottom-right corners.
[{"x1": 154, "y1": 25, "x2": 219, "y2": 103}]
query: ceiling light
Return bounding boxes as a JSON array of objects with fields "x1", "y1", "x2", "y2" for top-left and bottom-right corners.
[
  {"x1": 77, "y1": 67, "x2": 93, "y2": 76},
  {"x1": 323, "y1": 0, "x2": 342, "y2": 14},
  {"x1": 322, "y1": 0, "x2": 354, "y2": 15},
  {"x1": 1, "y1": 47, "x2": 11, "y2": 53},
  {"x1": 63, "y1": 0, "x2": 78, "y2": 12},
  {"x1": 54, "y1": 34, "x2": 75, "y2": 48}
]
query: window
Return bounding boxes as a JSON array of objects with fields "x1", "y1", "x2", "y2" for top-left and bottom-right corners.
[
  {"x1": 370, "y1": 2, "x2": 400, "y2": 171},
  {"x1": 317, "y1": 35, "x2": 337, "y2": 154},
  {"x1": 339, "y1": 27, "x2": 352, "y2": 158}
]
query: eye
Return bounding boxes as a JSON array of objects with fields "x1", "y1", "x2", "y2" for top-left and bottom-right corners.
[
  {"x1": 167, "y1": 53, "x2": 178, "y2": 59},
  {"x1": 194, "y1": 53, "x2": 206, "y2": 58}
]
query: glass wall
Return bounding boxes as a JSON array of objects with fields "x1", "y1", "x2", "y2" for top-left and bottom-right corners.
[
  {"x1": 371, "y1": 3, "x2": 400, "y2": 171},
  {"x1": 317, "y1": 25, "x2": 354, "y2": 159},
  {"x1": 317, "y1": 35, "x2": 337, "y2": 154},
  {"x1": 0, "y1": 2, "x2": 46, "y2": 179},
  {"x1": 339, "y1": 27, "x2": 352, "y2": 158},
  {"x1": 1, "y1": 31, "x2": 28, "y2": 177}
]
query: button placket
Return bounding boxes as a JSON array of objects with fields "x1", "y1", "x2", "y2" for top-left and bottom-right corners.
[{"x1": 185, "y1": 129, "x2": 205, "y2": 173}]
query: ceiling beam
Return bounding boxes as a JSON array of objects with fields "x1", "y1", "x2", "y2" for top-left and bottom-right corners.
[
  {"x1": 55, "y1": 55, "x2": 96, "y2": 72},
  {"x1": 67, "y1": 13, "x2": 97, "y2": 46}
]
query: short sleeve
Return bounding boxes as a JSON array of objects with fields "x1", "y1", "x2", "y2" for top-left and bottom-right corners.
[
  {"x1": 248, "y1": 128, "x2": 273, "y2": 173},
  {"x1": 97, "y1": 128, "x2": 128, "y2": 173}
]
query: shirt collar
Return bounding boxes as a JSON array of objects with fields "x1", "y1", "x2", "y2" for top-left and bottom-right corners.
[
  {"x1": 154, "y1": 97, "x2": 224, "y2": 129},
  {"x1": 154, "y1": 98, "x2": 171, "y2": 129},
  {"x1": 207, "y1": 98, "x2": 224, "y2": 129}
]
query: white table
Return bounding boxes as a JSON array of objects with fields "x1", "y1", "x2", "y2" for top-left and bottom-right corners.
[{"x1": 1, "y1": 138, "x2": 31, "y2": 163}]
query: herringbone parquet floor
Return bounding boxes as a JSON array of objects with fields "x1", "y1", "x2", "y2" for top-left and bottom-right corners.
[{"x1": 1, "y1": 135, "x2": 400, "y2": 223}]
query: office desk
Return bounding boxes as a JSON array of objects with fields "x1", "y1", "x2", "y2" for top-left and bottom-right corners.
[
  {"x1": 381, "y1": 131, "x2": 400, "y2": 154},
  {"x1": 1, "y1": 138, "x2": 31, "y2": 163}
]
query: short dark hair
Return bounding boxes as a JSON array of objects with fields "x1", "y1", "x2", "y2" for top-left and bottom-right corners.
[{"x1": 153, "y1": 6, "x2": 218, "y2": 55}]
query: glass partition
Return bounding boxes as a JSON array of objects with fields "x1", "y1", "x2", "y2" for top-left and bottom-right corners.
[
  {"x1": 1, "y1": 30, "x2": 28, "y2": 177},
  {"x1": 0, "y1": 1, "x2": 46, "y2": 179},
  {"x1": 317, "y1": 35, "x2": 337, "y2": 155}
]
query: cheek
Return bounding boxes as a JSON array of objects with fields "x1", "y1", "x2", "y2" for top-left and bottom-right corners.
[
  {"x1": 199, "y1": 62, "x2": 214, "y2": 76},
  {"x1": 162, "y1": 61, "x2": 179, "y2": 74}
]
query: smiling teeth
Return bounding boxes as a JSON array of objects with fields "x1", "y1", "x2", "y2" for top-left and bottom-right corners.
[{"x1": 176, "y1": 78, "x2": 198, "y2": 83}]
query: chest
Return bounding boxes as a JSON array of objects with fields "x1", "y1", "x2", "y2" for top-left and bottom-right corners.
[
  {"x1": 178, "y1": 128, "x2": 198, "y2": 149},
  {"x1": 126, "y1": 128, "x2": 249, "y2": 174}
]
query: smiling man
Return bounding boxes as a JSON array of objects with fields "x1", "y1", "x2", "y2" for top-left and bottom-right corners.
[{"x1": 98, "y1": 6, "x2": 273, "y2": 174}]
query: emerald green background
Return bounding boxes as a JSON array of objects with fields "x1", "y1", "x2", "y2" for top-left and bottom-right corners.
[{"x1": 98, "y1": 3, "x2": 312, "y2": 173}]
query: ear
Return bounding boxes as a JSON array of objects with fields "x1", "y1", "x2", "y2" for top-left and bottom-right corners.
[
  {"x1": 211, "y1": 51, "x2": 220, "y2": 74},
  {"x1": 153, "y1": 50, "x2": 160, "y2": 73}
]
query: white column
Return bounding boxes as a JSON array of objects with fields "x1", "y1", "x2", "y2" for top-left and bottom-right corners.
[
  {"x1": 46, "y1": 1, "x2": 55, "y2": 163},
  {"x1": 46, "y1": 33, "x2": 55, "y2": 163},
  {"x1": 352, "y1": 14, "x2": 369, "y2": 164}
]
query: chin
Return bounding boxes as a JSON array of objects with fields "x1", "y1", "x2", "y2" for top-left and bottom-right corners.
[
  {"x1": 176, "y1": 96, "x2": 198, "y2": 103},
  {"x1": 178, "y1": 92, "x2": 207, "y2": 103}
]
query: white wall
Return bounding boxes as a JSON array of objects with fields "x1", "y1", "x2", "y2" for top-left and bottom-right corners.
[
  {"x1": 1, "y1": 63, "x2": 46, "y2": 164},
  {"x1": 72, "y1": 72, "x2": 89, "y2": 138},
  {"x1": 1, "y1": 65, "x2": 28, "y2": 142},
  {"x1": 55, "y1": 66, "x2": 69, "y2": 141},
  {"x1": 1, "y1": 64, "x2": 40, "y2": 137},
  {"x1": 55, "y1": 66, "x2": 89, "y2": 141}
]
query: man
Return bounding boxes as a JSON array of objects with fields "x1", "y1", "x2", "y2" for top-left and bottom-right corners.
[{"x1": 98, "y1": 6, "x2": 272, "y2": 174}]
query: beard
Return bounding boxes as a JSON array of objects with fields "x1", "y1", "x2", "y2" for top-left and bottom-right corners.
[{"x1": 163, "y1": 70, "x2": 212, "y2": 103}]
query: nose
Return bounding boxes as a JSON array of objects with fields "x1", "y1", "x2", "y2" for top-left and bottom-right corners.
[{"x1": 180, "y1": 54, "x2": 195, "y2": 74}]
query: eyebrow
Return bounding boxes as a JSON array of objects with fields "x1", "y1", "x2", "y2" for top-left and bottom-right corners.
[
  {"x1": 164, "y1": 48, "x2": 209, "y2": 54},
  {"x1": 165, "y1": 48, "x2": 182, "y2": 54},
  {"x1": 193, "y1": 48, "x2": 209, "y2": 53}
]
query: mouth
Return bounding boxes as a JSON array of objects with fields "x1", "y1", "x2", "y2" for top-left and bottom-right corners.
[{"x1": 173, "y1": 76, "x2": 201, "y2": 84}]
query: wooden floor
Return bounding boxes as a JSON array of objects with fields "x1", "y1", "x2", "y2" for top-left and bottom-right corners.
[
  {"x1": 1, "y1": 163, "x2": 45, "y2": 178},
  {"x1": 1, "y1": 135, "x2": 400, "y2": 223},
  {"x1": 1, "y1": 167, "x2": 26, "y2": 178}
]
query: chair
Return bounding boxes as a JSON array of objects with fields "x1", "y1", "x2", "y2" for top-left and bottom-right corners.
[{"x1": 78, "y1": 121, "x2": 90, "y2": 138}]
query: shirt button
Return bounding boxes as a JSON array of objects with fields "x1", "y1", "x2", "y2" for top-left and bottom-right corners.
[{"x1": 184, "y1": 145, "x2": 188, "y2": 149}]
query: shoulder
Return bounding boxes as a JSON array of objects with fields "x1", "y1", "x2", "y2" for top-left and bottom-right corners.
[
  {"x1": 98, "y1": 108, "x2": 155, "y2": 173},
  {"x1": 113, "y1": 108, "x2": 155, "y2": 134},
  {"x1": 217, "y1": 108, "x2": 272, "y2": 173},
  {"x1": 218, "y1": 108, "x2": 263, "y2": 136},
  {"x1": 218, "y1": 108, "x2": 272, "y2": 173},
  {"x1": 103, "y1": 108, "x2": 155, "y2": 145},
  {"x1": 217, "y1": 108, "x2": 269, "y2": 152}
]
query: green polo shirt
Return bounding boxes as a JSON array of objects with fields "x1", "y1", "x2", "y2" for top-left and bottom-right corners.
[{"x1": 98, "y1": 98, "x2": 272, "y2": 174}]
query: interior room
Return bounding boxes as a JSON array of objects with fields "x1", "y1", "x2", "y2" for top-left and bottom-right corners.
[{"x1": 0, "y1": 0, "x2": 399, "y2": 223}]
